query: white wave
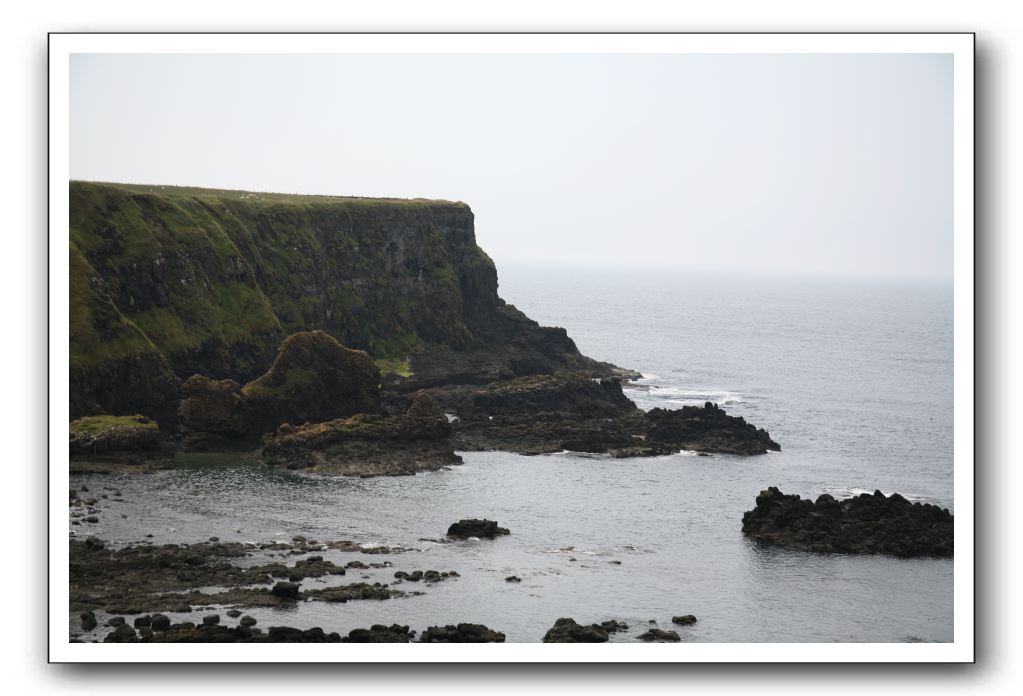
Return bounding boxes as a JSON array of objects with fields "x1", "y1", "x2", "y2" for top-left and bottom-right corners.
[{"x1": 818, "y1": 487, "x2": 948, "y2": 506}]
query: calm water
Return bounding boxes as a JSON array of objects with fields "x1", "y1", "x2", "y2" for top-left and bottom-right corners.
[{"x1": 70, "y1": 267, "x2": 954, "y2": 642}]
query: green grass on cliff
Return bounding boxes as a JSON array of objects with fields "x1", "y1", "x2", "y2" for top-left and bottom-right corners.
[
  {"x1": 82, "y1": 181, "x2": 469, "y2": 210},
  {"x1": 374, "y1": 357, "x2": 413, "y2": 378},
  {"x1": 70, "y1": 414, "x2": 156, "y2": 434}
]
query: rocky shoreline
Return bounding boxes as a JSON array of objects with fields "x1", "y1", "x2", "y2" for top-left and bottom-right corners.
[{"x1": 71, "y1": 329, "x2": 781, "y2": 476}]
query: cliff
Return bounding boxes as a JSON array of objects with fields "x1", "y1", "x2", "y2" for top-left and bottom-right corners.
[{"x1": 69, "y1": 181, "x2": 613, "y2": 423}]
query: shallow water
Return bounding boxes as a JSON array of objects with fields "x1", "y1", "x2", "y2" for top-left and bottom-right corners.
[{"x1": 70, "y1": 268, "x2": 954, "y2": 642}]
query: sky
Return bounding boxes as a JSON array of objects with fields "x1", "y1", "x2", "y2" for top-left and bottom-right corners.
[{"x1": 70, "y1": 52, "x2": 953, "y2": 280}]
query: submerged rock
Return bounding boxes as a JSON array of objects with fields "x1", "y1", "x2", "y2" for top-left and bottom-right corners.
[
  {"x1": 340, "y1": 624, "x2": 414, "y2": 643},
  {"x1": 446, "y1": 519, "x2": 510, "y2": 539},
  {"x1": 672, "y1": 615, "x2": 697, "y2": 626},
  {"x1": 741, "y1": 487, "x2": 953, "y2": 557},
  {"x1": 636, "y1": 628, "x2": 680, "y2": 642},
  {"x1": 541, "y1": 618, "x2": 609, "y2": 643}
]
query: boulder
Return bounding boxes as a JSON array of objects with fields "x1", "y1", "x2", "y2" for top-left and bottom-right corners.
[
  {"x1": 636, "y1": 628, "x2": 681, "y2": 642},
  {"x1": 271, "y1": 581, "x2": 300, "y2": 599},
  {"x1": 340, "y1": 624, "x2": 415, "y2": 643},
  {"x1": 672, "y1": 615, "x2": 697, "y2": 626},
  {"x1": 446, "y1": 519, "x2": 510, "y2": 539},
  {"x1": 542, "y1": 618, "x2": 609, "y2": 643}
]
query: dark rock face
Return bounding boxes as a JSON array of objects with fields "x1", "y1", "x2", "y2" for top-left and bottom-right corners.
[
  {"x1": 418, "y1": 623, "x2": 506, "y2": 643},
  {"x1": 179, "y1": 331, "x2": 381, "y2": 445},
  {"x1": 446, "y1": 519, "x2": 510, "y2": 539},
  {"x1": 542, "y1": 618, "x2": 610, "y2": 643},
  {"x1": 741, "y1": 487, "x2": 953, "y2": 558},
  {"x1": 259, "y1": 390, "x2": 461, "y2": 476},
  {"x1": 241, "y1": 331, "x2": 381, "y2": 435},
  {"x1": 177, "y1": 376, "x2": 247, "y2": 447}
]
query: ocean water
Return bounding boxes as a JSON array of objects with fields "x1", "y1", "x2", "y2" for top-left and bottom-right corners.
[{"x1": 69, "y1": 266, "x2": 955, "y2": 643}]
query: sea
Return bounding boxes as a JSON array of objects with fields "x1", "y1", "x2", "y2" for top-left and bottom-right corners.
[{"x1": 69, "y1": 265, "x2": 955, "y2": 643}]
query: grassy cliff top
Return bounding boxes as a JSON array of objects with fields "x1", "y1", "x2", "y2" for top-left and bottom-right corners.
[{"x1": 71, "y1": 181, "x2": 470, "y2": 211}]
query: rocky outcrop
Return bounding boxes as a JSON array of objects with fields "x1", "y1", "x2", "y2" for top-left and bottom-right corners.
[
  {"x1": 636, "y1": 628, "x2": 680, "y2": 642},
  {"x1": 445, "y1": 519, "x2": 510, "y2": 539},
  {"x1": 258, "y1": 391, "x2": 460, "y2": 475},
  {"x1": 741, "y1": 487, "x2": 953, "y2": 558},
  {"x1": 69, "y1": 415, "x2": 173, "y2": 469},
  {"x1": 445, "y1": 375, "x2": 780, "y2": 456},
  {"x1": 178, "y1": 331, "x2": 380, "y2": 447},
  {"x1": 541, "y1": 618, "x2": 610, "y2": 643},
  {"x1": 644, "y1": 402, "x2": 780, "y2": 456}
]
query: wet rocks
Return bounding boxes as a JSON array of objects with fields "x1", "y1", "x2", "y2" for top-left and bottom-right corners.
[
  {"x1": 505, "y1": 575, "x2": 521, "y2": 583},
  {"x1": 741, "y1": 487, "x2": 954, "y2": 557},
  {"x1": 393, "y1": 569, "x2": 456, "y2": 583},
  {"x1": 672, "y1": 615, "x2": 697, "y2": 626},
  {"x1": 600, "y1": 619, "x2": 629, "y2": 633},
  {"x1": 446, "y1": 519, "x2": 510, "y2": 539},
  {"x1": 239, "y1": 615, "x2": 257, "y2": 627},
  {"x1": 418, "y1": 623, "x2": 506, "y2": 643},
  {"x1": 542, "y1": 618, "x2": 609, "y2": 643},
  {"x1": 104, "y1": 623, "x2": 137, "y2": 643},
  {"x1": 79, "y1": 610, "x2": 97, "y2": 631},
  {"x1": 150, "y1": 614, "x2": 171, "y2": 631},
  {"x1": 341, "y1": 624, "x2": 415, "y2": 643},
  {"x1": 202, "y1": 614, "x2": 220, "y2": 625},
  {"x1": 636, "y1": 628, "x2": 680, "y2": 642}
]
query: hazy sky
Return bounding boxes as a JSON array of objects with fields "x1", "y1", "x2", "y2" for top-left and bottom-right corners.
[{"x1": 70, "y1": 53, "x2": 953, "y2": 280}]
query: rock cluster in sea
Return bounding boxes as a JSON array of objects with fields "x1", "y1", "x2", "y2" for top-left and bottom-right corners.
[{"x1": 740, "y1": 487, "x2": 953, "y2": 558}]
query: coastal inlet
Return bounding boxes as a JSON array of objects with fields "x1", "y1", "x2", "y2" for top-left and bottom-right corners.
[{"x1": 69, "y1": 449, "x2": 953, "y2": 643}]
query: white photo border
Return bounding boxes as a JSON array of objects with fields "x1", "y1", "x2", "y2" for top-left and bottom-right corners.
[{"x1": 48, "y1": 32, "x2": 975, "y2": 664}]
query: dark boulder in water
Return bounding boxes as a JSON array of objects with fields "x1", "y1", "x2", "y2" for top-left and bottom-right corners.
[
  {"x1": 741, "y1": 487, "x2": 953, "y2": 557},
  {"x1": 542, "y1": 618, "x2": 609, "y2": 643},
  {"x1": 446, "y1": 519, "x2": 510, "y2": 539},
  {"x1": 340, "y1": 624, "x2": 414, "y2": 643},
  {"x1": 636, "y1": 628, "x2": 681, "y2": 642},
  {"x1": 418, "y1": 623, "x2": 506, "y2": 643}
]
